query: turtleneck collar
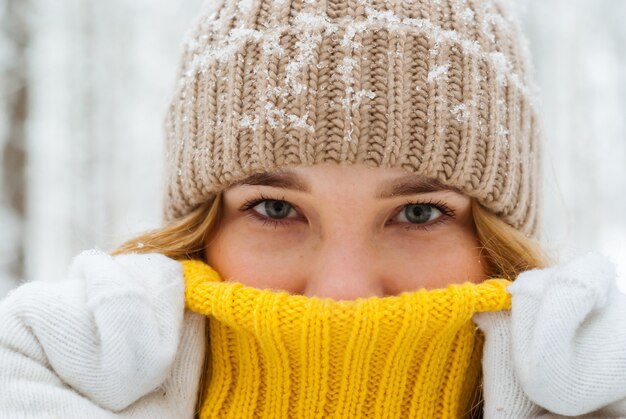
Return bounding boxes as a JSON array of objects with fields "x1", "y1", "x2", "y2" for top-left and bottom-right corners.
[{"x1": 182, "y1": 260, "x2": 511, "y2": 419}]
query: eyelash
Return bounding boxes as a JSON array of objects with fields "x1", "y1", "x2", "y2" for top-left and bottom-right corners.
[
  {"x1": 239, "y1": 195, "x2": 456, "y2": 231},
  {"x1": 396, "y1": 198, "x2": 456, "y2": 232}
]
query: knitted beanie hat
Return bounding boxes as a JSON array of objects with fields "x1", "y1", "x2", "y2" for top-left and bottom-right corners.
[{"x1": 164, "y1": 0, "x2": 541, "y2": 236}]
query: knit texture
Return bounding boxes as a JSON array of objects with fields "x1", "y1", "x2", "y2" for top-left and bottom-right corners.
[
  {"x1": 182, "y1": 259, "x2": 512, "y2": 418},
  {"x1": 0, "y1": 250, "x2": 206, "y2": 418},
  {"x1": 165, "y1": 0, "x2": 541, "y2": 236}
]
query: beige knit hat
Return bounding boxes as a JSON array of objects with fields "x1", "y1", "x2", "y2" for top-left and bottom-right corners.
[{"x1": 164, "y1": 0, "x2": 541, "y2": 236}]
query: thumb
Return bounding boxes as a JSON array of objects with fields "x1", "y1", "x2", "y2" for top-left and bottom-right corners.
[
  {"x1": 116, "y1": 309, "x2": 206, "y2": 419},
  {"x1": 161, "y1": 309, "x2": 206, "y2": 414},
  {"x1": 474, "y1": 310, "x2": 545, "y2": 419}
]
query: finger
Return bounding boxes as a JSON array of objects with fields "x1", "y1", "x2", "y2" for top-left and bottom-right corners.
[{"x1": 162, "y1": 310, "x2": 206, "y2": 414}]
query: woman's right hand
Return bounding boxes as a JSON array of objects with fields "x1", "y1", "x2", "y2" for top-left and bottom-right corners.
[{"x1": 0, "y1": 250, "x2": 205, "y2": 418}]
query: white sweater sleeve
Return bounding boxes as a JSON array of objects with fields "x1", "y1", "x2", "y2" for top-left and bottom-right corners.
[
  {"x1": 476, "y1": 253, "x2": 626, "y2": 418},
  {"x1": 0, "y1": 250, "x2": 205, "y2": 419}
]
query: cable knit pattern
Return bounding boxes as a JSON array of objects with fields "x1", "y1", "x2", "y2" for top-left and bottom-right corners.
[
  {"x1": 182, "y1": 259, "x2": 512, "y2": 418},
  {"x1": 164, "y1": 0, "x2": 541, "y2": 236}
]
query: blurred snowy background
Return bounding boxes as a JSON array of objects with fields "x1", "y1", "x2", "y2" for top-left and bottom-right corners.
[{"x1": 1, "y1": 0, "x2": 625, "y2": 297}]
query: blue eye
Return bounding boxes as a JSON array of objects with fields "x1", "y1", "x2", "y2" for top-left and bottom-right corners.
[
  {"x1": 253, "y1": 200, "x2": 296, "y2": 219},
  {"x1": 239, "y1": 196, "x2": 454, "y2": 231},
  {"x1": 392, "y1": 200, "x2": 454, "y2": 229},
  {"x1": 399, "y1": 204, "x2": 442, "y2": 224},
  {"x1": 239, "y1": 196, "x2": 301, "y2": 227}
]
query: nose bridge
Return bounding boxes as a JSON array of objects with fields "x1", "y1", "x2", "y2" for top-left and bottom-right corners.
[{"x1": 303, "y1": 226, "x2": 384, "y2": 300}]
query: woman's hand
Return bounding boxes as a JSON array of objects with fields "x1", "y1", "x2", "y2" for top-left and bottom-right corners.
[
  {"x1": 0, "y1": 250, "x2": 205, "y2": 418},
  {"x1": 475, "y1": 253, "x2": 626, "y2": 418}
]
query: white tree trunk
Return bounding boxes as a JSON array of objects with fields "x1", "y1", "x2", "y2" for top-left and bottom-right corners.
[
  {"x1": 0, "y1": 0, "x2": 29, "y2": 297},
  {"x1": 23, "y1": 0, "x2": 203, "y2": 284}
]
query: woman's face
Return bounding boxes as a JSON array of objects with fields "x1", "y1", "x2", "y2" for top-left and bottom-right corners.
[{"x1": 205, "y1": 164, "x2": 487, "y2": 300}]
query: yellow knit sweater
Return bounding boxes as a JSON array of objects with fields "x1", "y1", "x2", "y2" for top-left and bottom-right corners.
[{"x1": 182, "y1": 260, "x2": 511, "y2": 419}]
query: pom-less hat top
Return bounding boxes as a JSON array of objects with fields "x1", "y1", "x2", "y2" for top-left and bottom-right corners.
[{"x1": 164, "y1": 0, "x2": 541, "y2": 236}]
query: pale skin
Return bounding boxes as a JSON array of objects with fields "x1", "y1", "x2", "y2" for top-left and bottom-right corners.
[{"x1": 205, "y1": 164, "x2": 487, "y2": 300}]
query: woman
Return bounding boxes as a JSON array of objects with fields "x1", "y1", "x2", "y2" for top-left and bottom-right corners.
[{"x1": 1, "y1": 0, "x2": 626, "y2": 417}]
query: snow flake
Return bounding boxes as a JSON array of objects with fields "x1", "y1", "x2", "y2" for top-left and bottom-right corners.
[
  {"x1": 450, "y1": 0, "x2": 474, "y2": 24},
  {"x1": 261, "y1": 101, "x2": 314, "y2": 132},
  {"x1": 287, "y1": 112, "x2": 315, "y2": 132},
  {"x1": 364, "y1": 6, "x2": 402, "y2": 29},
  {"x1": 451, "y1": 103, "x2": 472, "y2": 122},
  {"x1": 479, "y1": 10, "x2": 498, "y2": 43},
  {"x1": 354, "y1": 89, "x2": 376, "y2": 104},
  {"x1": 240, "y1": 114, "x2": 260, "y2": 131},
  {"x1": 388, "y1": 42, "x2": 404, "y2": 61},
  {"x1": 293, "y1": 11, "x2": 338, "y2": 36},
  {"x1": 337, "y1": 55, "x2": 358, "y2": 141},
  {"x1": 489, "y1": 52, "x2": 512, "y2": 86},
  {"x1": 461, "y1": 39, "x2": 481, "y2": 55},
  {"x1": 341, "y1": 23, "x2": 365, "y2": 50},
  {"x1": 262, "y1": 32, "x2": 285, "y2": 58},
  {"x1": 338, "y1": 56, "x2": 358, "y2": 85},
  {"x1": 341, "y1": 89, "x2": 369, "y2": 112},
  {"x1": 263, "y1": 103, "x2": 281, "y2": 129},
  {"x1": 286, "y1": 31, "x2": 322, "y2": 95},
  {"x1": 402, "y1": 18, "x2": 428, "y2": 30},
  {"x1": 285, "y1": 62, "x2": 305, "y2": 95},
  {"x1": 427, "y1": 63, "x2": 450, "y2": 82},
  {"x1": 228, "y1": 27, "x2": 263, "y2": 44},
  {"x1": 497, "y1": 124, "x2": 510, "y2": 148},
  {"x1": 238, "y1": 0, "x2": 254, "y2": 14},
  {"x1": 459, "y1": 8, "x2": 475, "y2": 23},
  {"x1": 266, "y1": 85, "x2": 288, "y2": 98},
  {"x1": 316, "y1": 61, "x2": 329, "y2": 70}
]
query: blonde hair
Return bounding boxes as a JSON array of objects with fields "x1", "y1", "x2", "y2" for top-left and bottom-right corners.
[
  {"x1": 471, "y1": 199, "x2": 550, "y2": 279},
  {"x1": 112, "y1": 192, "x2": 549, "y2": 417},
  {"x1": 112, "y1": 194, "x2": 222, "y2": 259}
]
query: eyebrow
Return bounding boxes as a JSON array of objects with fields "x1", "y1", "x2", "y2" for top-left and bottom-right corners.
[
  {"x1": 376, "y1": 175, "x2": 456, "y2": 199},
  {"x1": 236, "y1": 171, "x2": 455, "y2": 197},
  {"x1": 236, "y1": 171, "x2": 311, "y2": 193}
]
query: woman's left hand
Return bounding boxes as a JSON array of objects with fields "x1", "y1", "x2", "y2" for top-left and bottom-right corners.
[{"x1": 475, "y1": 252, "x2": 626, "y2": 418}]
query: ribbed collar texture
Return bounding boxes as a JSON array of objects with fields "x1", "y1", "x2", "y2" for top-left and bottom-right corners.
[{"x1": 183, "y1": 260, "x2": 511, "y2": 419}]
